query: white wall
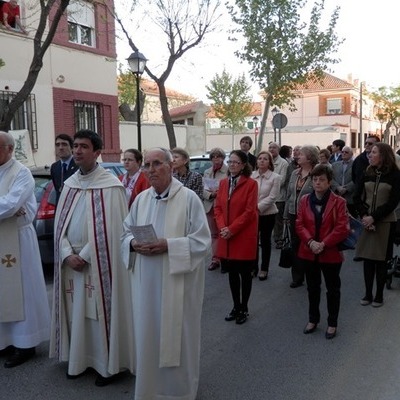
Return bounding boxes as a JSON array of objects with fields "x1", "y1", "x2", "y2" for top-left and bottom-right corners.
[{"x1": 119, "y1": 122, "x2": 206, "y2": 155}]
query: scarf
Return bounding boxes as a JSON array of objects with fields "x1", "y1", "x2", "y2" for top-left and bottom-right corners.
[{"x1": 310, "y1": 190, "x2": 331, "y2": 241}]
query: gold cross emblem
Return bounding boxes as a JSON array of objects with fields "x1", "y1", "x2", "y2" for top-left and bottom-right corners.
[{"x1": 1, "y1": 254, "x2": 17, "y2": 268}]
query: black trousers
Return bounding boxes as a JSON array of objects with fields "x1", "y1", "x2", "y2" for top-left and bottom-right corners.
[
  {"x1": 302, "y1": 259, "x2": 342, "y2": 327},
  {"x1": 289, "y1": 213, "x2": 304, "y2": 284},
  {"x1": 258, "y1": 214, "x2": 276, "y2": 272},
  {"x1": 363, "y1": 260, "x2": 387, "y2": 302},
  {"x1": 221, "y1": 259, "x2": 254, "y2": 313}
]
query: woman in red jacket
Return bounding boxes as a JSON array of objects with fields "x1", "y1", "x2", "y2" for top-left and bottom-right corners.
[
  {"x1": 214, "y1": 150, "x2": 258, "y2": 325},
  {"x1": 296, "y1": 164, "x2": 349, "y2": 339},
  {"x1": 120, "y1": 148, "x2": 150, "y2": 209}
]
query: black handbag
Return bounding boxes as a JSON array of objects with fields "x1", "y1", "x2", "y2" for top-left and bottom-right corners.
[{"x1": 279, "y1": 224, "x2": 293, "y2": 268}]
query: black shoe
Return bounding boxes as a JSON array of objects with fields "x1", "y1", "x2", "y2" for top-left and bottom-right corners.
[
  {"x1": 290, "y1": 281, "x2": 303, "y2": 288},
  {"x1": 0, "y1": 346, "x2": 15, "y2": 357},
  {"x1": 95, "y1": 373, "x2": 118, "y2": 387},
  {"x1": 4, "y1": 347, "x2": 35, "y2": 368},
  {"x1": 225, "y1": 309, "x2": 238, "y2": 321},
  {"x1": 353, "y1": 256, "x2": 362, "y2": 262},
  {"x1": 235, "y1": 311, "x2": 248, "y2": 325},
  {"x1": 325, "y1": 327, "x2": 337, "y2": 340},
  {"x1": 303, "y1": 323, "x2": 318, "y2": 334},
  {"x1": 220, "y1": 268, "x2": 228, "y2": 274}
]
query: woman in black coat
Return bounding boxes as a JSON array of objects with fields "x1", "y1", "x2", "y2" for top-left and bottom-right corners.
[{"x1": 354, "y1": 143, "x2": 400, "y2": 307}]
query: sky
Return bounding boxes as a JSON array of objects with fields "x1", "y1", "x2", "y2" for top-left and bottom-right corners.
[{"x1": 115, "y1": 0, "x2": 400, "y2": 102}]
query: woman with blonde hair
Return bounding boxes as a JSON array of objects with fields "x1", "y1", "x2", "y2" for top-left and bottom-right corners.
[
  {"x1": 251, "y1": 151, "x2": 281, "y2": 280},
  {"x1": 203, "y1": 148, "x2": 228, "y2": 271},
  {"x1": 284, "y1": 145, "x2": 319, "y2": 288}
]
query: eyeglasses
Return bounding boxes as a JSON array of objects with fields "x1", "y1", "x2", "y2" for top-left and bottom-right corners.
[
  {"x1": 227, "y1": 160, "x2": 243, "y2": 165},
  {"x1": 210, "y1": 155, "x2": 222, "y2": 159},
  {"x1": 143, "y1": 160, "x2": 166, "y2": 170},
  {"x1": 365, "y1": 141, "x2": 375, "y2": 146},
  {"x1": 342, "y1": 151, "x2": 351, "y2": 154}
]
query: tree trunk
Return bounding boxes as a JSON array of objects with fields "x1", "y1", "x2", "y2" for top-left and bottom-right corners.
[
  {"x1": 256, "y1": 96, "x2": 272, "y2": 154},
  {"x1": 158, "y1": 81, "x2": 177, "y2": 149}
]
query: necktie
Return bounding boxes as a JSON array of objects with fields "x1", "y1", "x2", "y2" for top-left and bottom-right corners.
[{"x1": 60, "y1": 162, "x2": 67, "y2": 190}]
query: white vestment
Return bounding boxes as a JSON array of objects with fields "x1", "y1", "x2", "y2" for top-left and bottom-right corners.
[
  {"x1": 121, "y1": 178, "x2": 211, "y2": 400},
  {"x1": 0, "y1": 158, "x2": 50, "y2": 349},
  {"x1": 50, "y1": 165, "x2": 135, "y2": 377}
]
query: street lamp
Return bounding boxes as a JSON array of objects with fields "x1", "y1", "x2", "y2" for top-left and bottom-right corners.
[
  {"x1": 271, "y1": 107, "x2": 279, "y2": 142},
  {"x1": 127, "y1": 50, "x2": 148, "y2": 151},
  {"x1": 252, "y1": 116, "x2": 259, "y2": 153}
]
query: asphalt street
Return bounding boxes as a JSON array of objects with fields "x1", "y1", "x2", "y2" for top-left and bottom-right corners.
[{"x1": 2, "y1": 247, "x2": 400, "y2": 400}]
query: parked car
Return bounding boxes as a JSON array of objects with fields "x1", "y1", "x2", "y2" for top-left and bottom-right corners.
[
  {"x1": 31, "y1": 163, "x2": 126, "y2": 266},
  {"x1": 189, "y1": 153, "x2": 229, "y2": 176}
]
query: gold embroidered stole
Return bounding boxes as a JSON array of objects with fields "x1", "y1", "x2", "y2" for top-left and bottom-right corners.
[{"x1": 0, "y1": 160, "x2": 24, "y2": 322}]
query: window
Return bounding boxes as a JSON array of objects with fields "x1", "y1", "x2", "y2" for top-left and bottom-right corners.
[
  {"x1": 326, "y1": 98, "x2": 343, "y2": 115},
  {"x1": 74, "y1": 100, "x2": 102, "y2": 135},
  {"x1": 187, "y1": 118, "x2": 194, "y2": 126},
  {"x1": 67, "y1": 1, "x2": 95, "y2": 47},
  {"x1": 0, "y1": 90, "x2": 38, "y2": 149}
]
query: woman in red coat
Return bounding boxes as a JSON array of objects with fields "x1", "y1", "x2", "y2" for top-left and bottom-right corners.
[
  {"x1": 296, "y1": 164, "x2": 349, "y2": 339},
  {"x1": 214, "y1": 150, "x2": 258, "y2": 325},
  {"x1": 120, "y1": 148, "x2": 150, "y2": 209}
]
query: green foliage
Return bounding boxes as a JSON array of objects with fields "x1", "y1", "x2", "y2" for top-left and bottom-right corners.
[
  {"x1": 206, "y1": 69, "x2": 253, "y2": 133},
  {"x1": 370, "y1": 86, "x2": 400, "y2": 142},
  {"x1": 117, "y1": 65, "x2": 137, "y2": 106},
  {"x1": 0, "y1": 59, "x2": 4, "y2": 68},
  {"x1": 228, "y1": 0, "x2": 342, "y2": 151}
]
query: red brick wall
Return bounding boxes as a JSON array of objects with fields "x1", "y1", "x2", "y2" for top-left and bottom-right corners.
[
  {"x1": 53, "y1": 87, "x2": 121, "y2": 161},
  {"x1": 50, "y1": 0, "x2": 116, "y2": 58}
]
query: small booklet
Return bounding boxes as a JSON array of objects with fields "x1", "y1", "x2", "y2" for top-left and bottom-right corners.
[
  {"x1": 131, "y1": 224, "x2": 158, "y2": 244},
  {"x1": 203, "y1": 178, "x2": 220, "y2": 191}
]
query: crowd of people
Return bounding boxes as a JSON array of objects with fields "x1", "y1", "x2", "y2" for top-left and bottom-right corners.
[{"x1": 1, "y1": 128, "x2": 400, "y2": 399}]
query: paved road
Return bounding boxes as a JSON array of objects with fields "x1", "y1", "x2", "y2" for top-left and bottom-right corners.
[{"x1": 2, "y1": 248, "x2": 400, "y2": 400}]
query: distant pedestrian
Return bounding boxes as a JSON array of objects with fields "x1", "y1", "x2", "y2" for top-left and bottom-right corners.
[
  {"x1": 239, "y1": 136, "x2": 257, "y2": 170},
  {"x1": 50, "y1": 134, "x2": 78, "y2": 204},
  {"x1": 203, "y1": 147, "x2": 228, "y2": 271},
  {"x1": 329, "y1": 139, "x2": 345, "y2": 163},
  {"x1": 120, "y1": 148, "x2": 150, "y2": 209},
  {"x1": 172, "y1": 147, "x2": 204, "y2": 200}
]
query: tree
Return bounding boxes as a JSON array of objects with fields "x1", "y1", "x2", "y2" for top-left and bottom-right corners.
[
  {"x1": 206, "y1": 69, "x2": 252, "y2": 133},
  {"x1": 0, "y1": 0, "x2": 71, "y2": 132},
  {"x1": 228, "y1": 0, "x2": 342, "y2": 153},
  {"x1": 117, "y1": 67, "x2": 146, "y2": 122},
  {"x1": 113, "y1": 0, "x2": 222, "y2": 149},
  {"x1": 0, "y1": 59, "x2": 4, "y2": 69},
  {"x1": 370, "y1": 86, "x2": 400, "y2": 145}
]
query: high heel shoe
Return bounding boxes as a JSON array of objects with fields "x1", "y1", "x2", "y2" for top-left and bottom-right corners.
[
  {"x1": 325, "y1": 327, "x2": 337, "y2": 340},
  {"x1": 303, "y1": 323, "x2": 317, "y2": 334}
]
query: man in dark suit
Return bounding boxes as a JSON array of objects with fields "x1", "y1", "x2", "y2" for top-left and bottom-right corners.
[
  {"x1": 239, "y1": 135, "x2": 257, "y2": 170},
  {"x1": 328, "y1": 139, "x2": 345, "y2": 163},
  {"x1": 331, "y1": 146, "x2": 356, "y2": 217},
  {"x1": 50, "y1": 134, "x2": 78, "y2": 203}
]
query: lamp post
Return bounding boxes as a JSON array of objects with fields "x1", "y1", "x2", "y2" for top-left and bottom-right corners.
[
  {"x1": 271, "y1": 106, "x2": 279, "y2": 142},
  {"x1": 127, "y1": 50, "x2": 148, "y2": 152},
  {"x1": 252, "y1": 116, "x2": 259, "y2": 154}
]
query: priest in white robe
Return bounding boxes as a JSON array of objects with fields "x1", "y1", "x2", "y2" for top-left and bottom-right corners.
[
  {"x1": 121, "y1": 147, "x2": 211, "y2": 400},
  {"x1": 0, "y1": 131, "x2": 50, "y2": 368},
  {"x1": 50, "y1": 129, "x2": 134, "y2": 386}
]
